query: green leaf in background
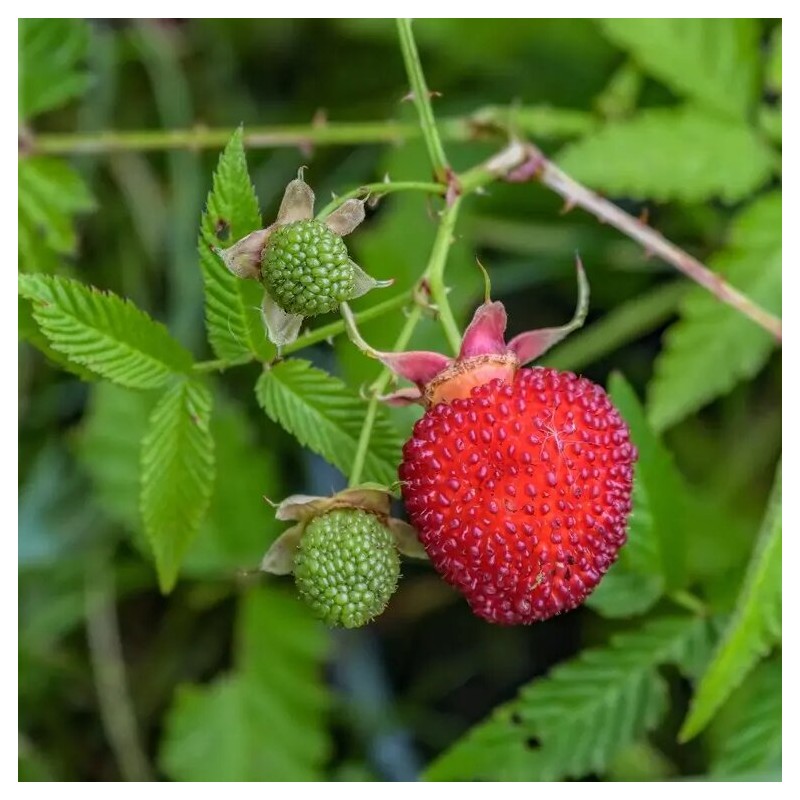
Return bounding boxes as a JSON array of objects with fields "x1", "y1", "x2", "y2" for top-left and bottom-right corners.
[
  {"x1": 160, "y1": 585, "x2": 329, "y2": 781},
  {"x1": 586, "y1": 476, "x2": 664, "y2": 618},
  {"x1": 648, "y1": 192, "x2": 782, "y2": 431},
  {"x1": 19, "y1": 157, "x2": 95, "y2": 270},
  {"x1": 141, "y1": 380, "x2": 215, "y2": 592},
  {"x1": 608, "y1": 373, "x2": 690, "y2": 590},
  {"x1": 199, "y1": 127, "x2": 274, "y2": 364},
  {"x1": 19, "y1": 274, "x2": 194, "y2": 389},
  {"x1": 426, "y1": 616, "x2": 707, "y2": 781},
  {"x1": 255, "y1": 359, "x2": 403, "y2": 485},
  {"x1": 711, "y1": 659, "x2": 781, "y2": 778},
  {"x1": 19, "y1": 18, "x2": 92, "y2": 120},
  {"x1": 766, "y1": 25, "x2": 781, "y2": 94},
  {"x1": 680, "y1": 459, "x2": 781, "y2": 741},
  {"x1": 557, "y1": 108, "x2": 775, "y2": 203},
  {"x1": 597, "y1": 19, "x2": 760, "y2": 119}
]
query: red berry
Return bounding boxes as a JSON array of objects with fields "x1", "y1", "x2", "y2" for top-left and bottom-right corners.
[{"x1": 399, "y1": 368, "x2": 636, "y2": 625}]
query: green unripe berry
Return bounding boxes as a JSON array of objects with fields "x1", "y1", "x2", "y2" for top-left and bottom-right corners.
[
  {"x1": 262, "y1": 219, "x2": 354, "y2": 316},
  {"x1": 293, "y1": 508, "x2": 400, "y2": 628}
]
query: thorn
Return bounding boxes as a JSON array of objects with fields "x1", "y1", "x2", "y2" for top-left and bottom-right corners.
[
  {"x1": 638, "y1": 207, "x2": 650, "y2": 226},
  {"x1": 559, "y1": 198, "x2": 577, "y2": 215},
  {"x1": 311, "y1": 108, "x2": 328, "y2": 127},
  {"x1": 401, "y1": 90, "x2": 442, "y2": 103}
]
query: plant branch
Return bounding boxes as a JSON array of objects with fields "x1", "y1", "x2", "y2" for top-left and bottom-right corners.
[
  {"x1": 396, "y1": 19, "x2": 450, "y2": 181},
  {"x1": 23, "y1": 114, "x2": 488, "y2": 157},
  {"x1": 425, "y1": 197, "x2": 464, "y2": 353},
  {"x1": 85, "y1": 554, "x2": 153, "y2": 782},
  {"x1": 348, "y1": 304, "x2": 423, "y2": 488},
  {"x1": 520, "y1": 142, "x2": 782, "y2": 342},
  {"x1": 193, "y1": 291, "x2": 412, "y2": 373},
  {"x1": 21, "y1": 106, "x2": 596, "y2": 158}
]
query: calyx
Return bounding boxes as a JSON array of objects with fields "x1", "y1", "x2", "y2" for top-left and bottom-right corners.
[
  {"x1": 343, "y1": 257, "x2": 589, "y2": 406},
  {"x1": 260, "y1": 484, "x2": 427, "y2": 575}
]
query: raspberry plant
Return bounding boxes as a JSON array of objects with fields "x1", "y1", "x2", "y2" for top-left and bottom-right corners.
[{"x1": 19, "y1": 19, "x2": 781, "y2": 782}]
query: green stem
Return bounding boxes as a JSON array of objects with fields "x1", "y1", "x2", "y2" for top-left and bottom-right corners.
[
  {"x1": 396, "y1": 19, "x2": 450, "y2": 180},
  {"x1": 315, "y1": 180, "x2": 445, "y2": 219},
  {"x1": 348, "y1": 304, "x2": 423, "y2": 488},
  {"x1": 425, "y1": 197, "x2": 464, "y2": 354},
  {"x1": 25, "y1": 115, "x2": 482, "y2": 157},
  {"x1": 192, "y1": 291, "x2": 413, "y2": 373},
  {"x1": 669, "y1": 589, "x2": 708, "y2": 616}
]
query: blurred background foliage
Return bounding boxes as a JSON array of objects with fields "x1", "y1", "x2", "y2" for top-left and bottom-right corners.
[{"x1": 19, "y1": 19, "x2": 780, "y2": 781}]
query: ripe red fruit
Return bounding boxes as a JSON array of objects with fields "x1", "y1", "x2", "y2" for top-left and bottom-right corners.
[
  {"x1": 399, "y1": 369, "x2": 635, "y2": 624},
  {"x1": 344, "y1": 260, "x2": 636, "y2": 625}
]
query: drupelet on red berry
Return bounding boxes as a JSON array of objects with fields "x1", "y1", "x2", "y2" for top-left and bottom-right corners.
[{"x1": 344, "y1": 260, "x2": 637, "y2": 625}]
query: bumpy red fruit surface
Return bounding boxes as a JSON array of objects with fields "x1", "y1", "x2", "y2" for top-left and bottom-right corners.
[{"x1": 399, "y1": 368, "x2": 636, "y2": 625}]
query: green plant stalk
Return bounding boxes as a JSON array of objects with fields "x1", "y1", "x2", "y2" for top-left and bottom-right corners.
[
  {"x1": 26, "y1": 118, "x2": 470, "y2": 156},
  {"x1": 347, "y1": 198, "x2": 464, "y2": 487},
  {"x1": 425, "y1": 197, "x2": 464, "y2": 353},
  {"x1": 396, "y1": 19, "x2": 450, "y2": 180},
  {"x1": 315, "y1": 180, "x2": 445, "y2": 219},
  {"x1": 348, "y1": 304, "x2": 423, "y2": 488},
  {"x1": 192, "y1": 291, "x2": 413, "y2": 373}
]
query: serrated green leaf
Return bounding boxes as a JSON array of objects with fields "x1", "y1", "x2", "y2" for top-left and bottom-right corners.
[
  {"x1": 608, "y1": 374, "x2": 689, "y2": 589},
  {"x1": 426, "y1": 616, "x2": 706, "y2": 781},
  {"x1": 587, "y1": 476, "x2": 664, "y2": 618},
  {"x1": 19, "y1": 296, "x2": 96, "y2": 381},
  {"x1": 648, "y1": 193, "x2": 781, "y2": 431},
  {"x1": 183, "y1": 401, "x2": 284, "y2": 576},
  {"x1": 199, "y1": 128, "x2": 274, "y2": 364},
  {"x1": 680, "y1": 460, "x2": 781, "y2": 741},
  {"x1": 76, "y1": 383, "x2": 284, "y2": 577},
  {"x1": 712, "y1": 660, "x2": 781, "y2": 777},
  {"x1": 557, "y1": 108, "x2": 775, "y2": 203},
  {"x1": 19, "y1": 157, "x2": 95, "y2": 268},
  {"x1": 255, "y1": 359, "x2": 402, "y2": 485},
  {"x1": 160, "y1": 585, "x2": 329, "y2": 781},
  {"x1": 19, "y1": 19, "x2": 92, "y2": 119},
  {"x1": 141, "y1": 380, "x2": 215, "y2": 592},
  {"x1": 77, "y1": 383, "x2": 158, "y2": 531},
  {"x1": 597, "y1": 19, "x2": 760, "y2": 118},
  {"x1": 19, "y1": 274, "x2": 193, "y2": 388}
]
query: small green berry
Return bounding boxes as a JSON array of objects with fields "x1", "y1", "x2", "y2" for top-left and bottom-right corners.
[
  {"x1": 293, "y1": 508, "x2": 400, "y2": 628},
  {"x1": 262, "y1": 219, "x2": 354, "y2": 316}
]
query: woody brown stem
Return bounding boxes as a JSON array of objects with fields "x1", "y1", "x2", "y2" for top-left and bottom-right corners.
[{"x1": 517, "y1": 143, "x2": 782, "y2": 342}]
